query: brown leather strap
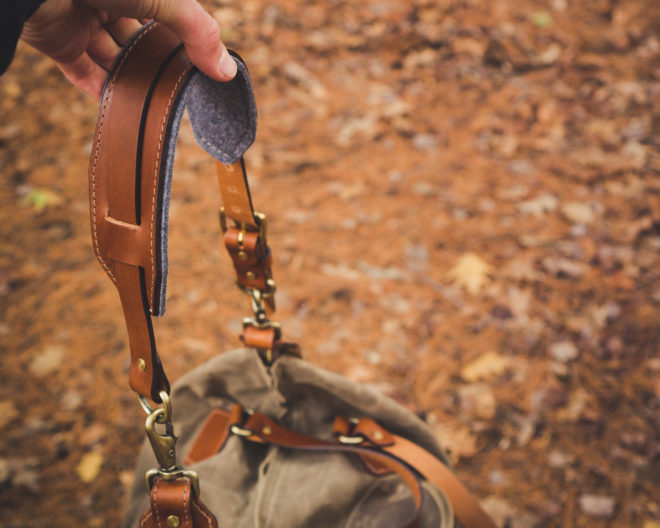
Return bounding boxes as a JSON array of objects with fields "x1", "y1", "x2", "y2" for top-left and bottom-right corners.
[
  {"x1": 185, "y1": 406, "x2": 425, "y2": 528},
  {"x1": 140, "y1": 477, "x2": 218, "y2": 528},
  {"x1": 335, "y1": 418, "x2": 498, "y2": 528},
  {"x1": 216, "y1": 159, "x2": 257, "y2": 227},
  {"x1": 88, "y1": 22, "x2": 262, "y2": 401},
  {"x1": 89, "y1": 22, "x2": 187, "y2": 400},
  {"x1": 186, "y1": 407, "x2": 497, "y2": 528}
]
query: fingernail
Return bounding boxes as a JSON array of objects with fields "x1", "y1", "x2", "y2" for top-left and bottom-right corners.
[{"x1": 218, "y1": 48, "x2": 237, "y2": 79}]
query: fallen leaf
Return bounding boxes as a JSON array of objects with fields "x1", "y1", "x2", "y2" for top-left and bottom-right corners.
[
  {"x1": 549, "y1": 341, "x2": 579, "y2": 362},
  {"x1": 558, "y1": 388, "x2": 595, "y2": 422},
  {"x1": 561, "y1": 202, "x2": 596, "y2": 224},
  {"x1": 77, "y1": 452, "x2": 104, "y2": 483},
  {"x1": 542, "y1": 257, "x2": 586, "y2": 278},
  {"x1": 29, "y1": 346, "x2": 66, "y2": 376},
  {"x1": 579, "y1": 495, "x2": 616, "y2": 519},
  {"x1": 119, "y1": 470, "x2": 135, "y2": 490},
  {"x1": 457, "y1": 384, "x2": 497, "y2": 420},
  {"x1": 532, "y1": 11, "x2": 553, "y2": 28},
  {"x1": 461, "y1": 351, "x2": 511, "y2": 382},
  {"x1": 0, "y1": 400, "x2": 18, "y2": 428},
  {"x1": 518, "y1": 193, "x2": 559, "y2": 216},
  {"x1": 538, "y1": 43, "x2": 562, "y2": 64},
  {"x1": 19, "y1": 189, "x2": 63, "y2": 211},
  {"x1": 446, "y1": 253, "x2": 493, "y2": 294},
  {"x1": 433, "y1": 424, "x2": 478, "y2": 463},
  {"x1": 502, "y1": 258, "x2": 543, "y2": 282}
]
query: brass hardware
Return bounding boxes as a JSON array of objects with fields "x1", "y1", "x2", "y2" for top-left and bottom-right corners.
[
  {"x1": 145, "y1": 408, "x2": 177, "y2": 470},
  {"x1": 219, "y1": 208, "x2": 268, "y2": 241},
  {"x1": 137, "y1": 391, "x2": 171, "y2": 420},
  {"x1": 337, "y1": 434, "x2": 365, "y2": 445},
  {"x1": 143, "y1": 392, "x2": 200, "y2": 497},
  {"x1": 137, "y1": 358, "x2": 146, "y2": 371},
  {"x1": 167, "y1": 515, "x2": 181, "y2": 528},
  {"x1": 145, "y1": 467, "x2": 200, "y2": 497},
  {"x1": 230, "y1": 424, "x2": 254, "y2": 437},
  {"x1": 238, "y1": 250, "x2": 248, "y2": 260},
  {"x1": 262, "y1": 426, "x2": 272, "y2": 435},
  {"x1": 218, "y1": 208, "x2": 228, "y2": 233},
  {"x1": 237, "y1": 229, "x2": 245, "y2": 245},
  {"x1": 246, "y1": 271, "x2": 255, "y2": 280}
]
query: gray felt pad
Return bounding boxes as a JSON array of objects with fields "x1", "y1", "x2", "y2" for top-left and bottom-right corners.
[{"x1": 155, "y1": 54, "x2": 257, "y2": 315}]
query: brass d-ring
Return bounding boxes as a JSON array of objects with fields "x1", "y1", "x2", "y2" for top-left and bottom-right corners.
[{"x1": 138, "y1": 391, "x2": 172, "y2": 423}]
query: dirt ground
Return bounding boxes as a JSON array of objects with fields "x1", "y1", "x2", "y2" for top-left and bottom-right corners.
[{"x1": 1, "y1": 0, "x2": 659, "y2": 526}]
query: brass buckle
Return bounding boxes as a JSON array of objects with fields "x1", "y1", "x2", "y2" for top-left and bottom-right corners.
[{"x1": 219, "y1": 208, "x2": 267, "y2": 241}]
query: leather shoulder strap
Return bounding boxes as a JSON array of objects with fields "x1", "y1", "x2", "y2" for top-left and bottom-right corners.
[{"x1": 88, "y1": 22, "x2": 257, "y2": 401}]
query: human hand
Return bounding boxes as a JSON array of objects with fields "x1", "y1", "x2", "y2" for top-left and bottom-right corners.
[{"x1": 21, "y1": 0, "x2": 237, "y2": 99}]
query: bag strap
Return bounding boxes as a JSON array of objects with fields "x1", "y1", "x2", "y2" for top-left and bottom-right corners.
[
  {"x1": 88, "y1": 22, "x2": 266, "y2": 527},
  {"x1": 185, "y1": 406, "x2": 426, "y2": 528},
  {"x1": 334, "y1": 417, "x2": 498, "y2": 528},
  {"x1": 186, "y1": 407, "x2": 498, "y2": 528},
  {"x1": 88, "y1": 22, "x2": 259, "y2": 404}
]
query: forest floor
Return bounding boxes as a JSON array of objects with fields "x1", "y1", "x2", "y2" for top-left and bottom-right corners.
[{"x1": 0, "y1": 0, "x2": 659, "y2": 526}]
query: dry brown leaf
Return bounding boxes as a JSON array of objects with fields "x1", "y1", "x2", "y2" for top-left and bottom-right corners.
[
  {"x1": 29, "y1": 346, "x2": 66, "y2": 377},
  {"x1": 461, "y1": 351, "x2": 511, "y2": 382},
  {"x1": 0, "y1": 401, "x2": 18, "y2": 428},
  {"x1": 433, "y1": 424, "x2": 479, "y2": 464},
  {"x1": 446, "y1": 253, "x2": 493, "y2": 294},
  {"x1": 77, "y1": 452, "x2": 104, "y2": 483},
  {"x1": 561, "y1": 202, "x2": 596, "y2": 224}
]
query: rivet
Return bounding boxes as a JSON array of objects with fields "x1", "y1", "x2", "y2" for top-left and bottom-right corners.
[
  {"x1": 262, "y1": 426, "x2": 272, "y2": 435},
  {"x1": 373, "y1": 430, "x2": 384, "y2": 441},
  {"x1": 246, "y1": 271, "x2": 255, "y2": 280},
  {"x1": 167, "y1": 515, "x2": 181, "y2": 528},
  {"x1": 238, "y1": 251, "x2": 248, "y2": 260},
  {"x1": 137, "y1": 358, "x2": 146, "y2": 371}
]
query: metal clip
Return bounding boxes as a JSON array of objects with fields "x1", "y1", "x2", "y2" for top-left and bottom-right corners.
[
  {"x1": 145, "y1": 407, "x2": 177, "y2": 470},
  {"x1": 143, "y1": 391, "x2": 200, "y2": 497}
]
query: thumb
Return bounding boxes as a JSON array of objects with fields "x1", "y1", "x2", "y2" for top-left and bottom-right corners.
[{"x1": 151, "y1": 0, "x2": 237, "y2": 81}]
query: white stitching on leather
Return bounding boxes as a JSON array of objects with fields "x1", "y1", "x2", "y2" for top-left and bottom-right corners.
[
  {"x1": 183, "y1": 481, "x2": 191, "y2": 527},
  {"x1": 140, "y1": 509, "x2": 152, "y2": 528},
  {"x1": 153, "y1": 480, "x2": 164, "y2": 528},
  {"x1": 90, "y1": 23, "x2": 159, "y2": 284},
  {"x1": 192, "y1": 501, "x2": 214, "y2": 526},
  {"x1": 149, "y1": 63, "x2": 193, "y2": 306}
]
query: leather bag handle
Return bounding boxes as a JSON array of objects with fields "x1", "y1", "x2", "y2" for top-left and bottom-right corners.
[{"x1": 88, "y1": 22, "x2": 257, "y2": 403}]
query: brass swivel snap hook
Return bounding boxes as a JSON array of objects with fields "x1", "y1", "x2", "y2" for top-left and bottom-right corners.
[
  {"x1": 143, "y1": 391, "x2": 200, "y2": 496},
  {"x1": 145, "y1": 402, "x2": 177, "y2": 470}
]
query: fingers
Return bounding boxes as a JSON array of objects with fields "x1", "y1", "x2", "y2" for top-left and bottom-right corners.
[
  {"x1": 81, "y1": 0, "x2": 236, "y2": 82},
  {"x1": 105, "y1": 17, "x2": 143, "y2": 45},
  {"x1": 150, "y1": 0, "x2": 237, "y2": 81},
  {"x1": 56, "y1": 52, "x2": 108, "y2": 99},
  {"x1": 87, "y1": 28, "x2": 121, "y2": 71}
]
